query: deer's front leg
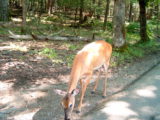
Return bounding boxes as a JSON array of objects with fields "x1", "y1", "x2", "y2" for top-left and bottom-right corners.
[{"x1": 77, "y1": 73, "x2": 92, "y2": 113}]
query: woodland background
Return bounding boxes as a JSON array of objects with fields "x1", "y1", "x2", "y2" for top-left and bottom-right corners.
[{"x1": 0, "y1": 0, "x2": 160, "y2": 70}]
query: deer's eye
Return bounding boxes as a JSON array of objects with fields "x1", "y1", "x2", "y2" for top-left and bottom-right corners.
[{"x1": 69, "y1": 104, "x2": 72, "y2": 108}]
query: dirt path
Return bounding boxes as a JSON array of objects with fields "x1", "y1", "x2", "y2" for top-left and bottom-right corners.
[
  {"x1": 0, "y1": 38, "x2": 160, "y2": 120},
  {"x1": 83, "y1": 62, "x2": 160, "y2": 120}
]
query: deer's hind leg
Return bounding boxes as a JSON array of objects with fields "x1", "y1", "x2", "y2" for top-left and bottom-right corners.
[{"x1": 102, "y1": 58, "x2": 110, "y2": 98}]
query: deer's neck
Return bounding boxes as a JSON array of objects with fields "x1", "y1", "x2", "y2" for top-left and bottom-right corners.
[{"x1": 68, "y1": 64, "x2": 81, "y2": 93}]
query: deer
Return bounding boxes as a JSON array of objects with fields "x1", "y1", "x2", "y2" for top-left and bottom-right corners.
[{"x1": 61, "y1": 40, "x2": 112, "y2": 120}]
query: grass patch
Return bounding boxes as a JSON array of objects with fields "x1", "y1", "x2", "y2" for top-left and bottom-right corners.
[
  {"x1": 66, "y1": 54, "x2": 75, "y2": 67},
  {"x1": 39, "y1": 48, "x2": 58, "y2": 59},
  {"x1": 68, "y1": 44, "x2": 78, "y2": 51},
  {"x1": 127, "y1": 22, "x2": 140, "y2": 34},
  {"x1": 0, "y1": 15, "x2": 159, "y2": 68},
  {"x1": 111, "y1": 39, "x2": 159, "y2": 67}
]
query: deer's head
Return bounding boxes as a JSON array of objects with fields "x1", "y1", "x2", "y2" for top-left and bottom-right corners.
[{"x1": 61, "y1": 89, "x2": 79, "y2": 120}]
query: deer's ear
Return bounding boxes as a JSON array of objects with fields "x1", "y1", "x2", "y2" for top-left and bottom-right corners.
[
  {"x1": 71, "y1": 89, "x2": 79, "y2": 96},
  {"x1": 61, "y1": 101, "x2": 64, "y2": 107},
  {"x1": 54, "y1": 89, "x2": 66, "y2": 97}
]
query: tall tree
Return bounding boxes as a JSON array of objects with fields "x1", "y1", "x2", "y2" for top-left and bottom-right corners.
[
  {"x1": 156, "y1": 0, "x2": 159, "y2": 35},
  {"x1": 92, "y1": 0, "x2": 96, "y2": 17},
  {"x1": 79, "y1": 0, "x2": 84, "y2": 23},
  {"x1": 138, "y1": 0, "x2": 149, "y2": 42},
  {"x1": 129, "y1": 1, "x2": 133, "y2": 22},
  {"x1": 113, "y1": 0, "x2": 126, "y2": 48},
  {"x1": 97, "y1": 0, "x2": 102, "y2": 19},
  {"x1": 0, "y1": 0, "x2": 9, "y2": 21},
  {"x1": 21, "y1": 0, "x2": 27, "y2": 33},
  {"x1": 103, "y1": 0, "x2": 110, "y2": 30},
  {"x1": 47, "y1": 0, "x2": 54, "y2": 15}
]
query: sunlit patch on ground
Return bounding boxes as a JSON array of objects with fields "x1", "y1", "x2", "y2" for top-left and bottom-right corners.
[
  {"x1": 102, "y1": 101, "x2": 138, "y2": 116},
  {"x1": 12, "y1": 109, "x2": 39, "y2": 120},
  {"x1": 0, "y1": 43, "x2": 28, "y2": 52},
  {"x1": 0, "y1": 94, "x2": 14, "y2": 105},
  {"x1": 23, "y1": 91, "x2": 47, "y2": 101},
  {"x1": 101, "y1": 101, "x2": 138, "y2": 120},
  {"x1": 135, "y1": 86, "x2": 157, "y2": 98},
  {"x1": 0, "y1": 81, "x2": 14, "y2": 91},
  {"x1": 155, "y1": 75, "x2": 160, "y2": 79}
]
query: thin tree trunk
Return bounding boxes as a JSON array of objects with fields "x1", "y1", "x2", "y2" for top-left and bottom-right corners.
[
  {"x1": 148, "y1": 3, "x2": 154, "y2": 19},
  {"x1": 129, "y1": 2, "x2": 133, "y2": 22},
  {"x1": 92, "y1": 0, "x2": 96, "y2": 17},
  {"x1": 113, "y1": 0, "x2": 126, "y2": 48},
  {"x1": 156, "y1": 1, "x2": 159, "y2": 36},
  {"x1": 47, "y1": 0, "x2": 50, "y2": 13},
  {"x1": 75, "y1": 8, "x2": 78, "y2": 23},
  {"x1": 40, "y1": 0, "x2": 44, "y2": 15},
  {"x1": 93, "y1": 0, "x2": 95, "y2": 4},
  {"x1": 48, "y1": 0, "x2": 53, "y2": 15},
  {"x1": 103, "y1": 0, "x2": 110, "y2": 30},
  {"x1": 138, "y1": 0, "x2": 149, "y2": 42},
  {"x1": 0, "y1": 0, "x2": 9, "y2": 21},
  {"x1": 21, "y1": 0, "x2": 27, "y2": 33},
  {"x1": 97, "y1": 0, "x2": 101, "y2": 19},
  {"x1": 125, "y1": 1, "x2": 130, "y2": 20},
  {"x1": 79, "y1": 0, "x2": 84, "y2": 23}
]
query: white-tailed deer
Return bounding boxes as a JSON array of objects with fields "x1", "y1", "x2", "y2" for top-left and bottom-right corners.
[{"x1": 61, "y1": 40, "x2": 112, "y2": 120}]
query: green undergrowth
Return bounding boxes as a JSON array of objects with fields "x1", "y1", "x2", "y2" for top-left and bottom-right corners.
[
  {"x1": 0, "y1": 16, "x2": 113, "y2": 39},
  {"x1": 32, "y1": 39, "x2": 159, "y2": 68},
  {"x1": 0, "y1": 15, "x2": 159, "y2": 68},
  {"x1": 39, "y1": 48, "x2": 58, "y2": 59},
  {"x1": 111, "y1": 40, "x2": 160, "y2": 67},
  {"x1": 32, "y1": 42, "x2": 83, "y2": 67}
]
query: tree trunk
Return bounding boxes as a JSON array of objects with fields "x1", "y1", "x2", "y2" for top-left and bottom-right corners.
[
  {"x1": 0, "y1": 0, "x2": 9, "y2": 21},
  {"x1": 113, "y1": 0, "x2": 126, "y2": 48},
  {"x1": 75, "y1": 8, "x2": 78, "y2": 22},
  {"x1": 48, "y1": 0, "x2": 53, "y2": 15},
  {"x1": 125, "y1": 1, "x2": 130, "y2": 20},
  {"x1": 138, "y1": 0, "x2": 149, "y2": 42},
  {"x1": 97, "y1": 0, "x2": 102, "y2": 19},
  {"x1": 156, "y1": 1, "x2": 159, "y2": 36},
  {"x1": 92, "y1": 0, "x2": 96, "y2": 17},
  {"x1": 21, "y1": 0, "x2": 27, "y2": 34},
  {"x1": 129, "y1": 2, "x2": 133, "y2": 22},
  {"x1": 92, "y1": 0, "x2": 95, "y2": 4},
  {"x1": 40, "y1": 0, "x2": 44, "y2": 15},
  {"x1": 79, "y1": 0, "x2": 84, "y2": 23},
  {"x1": 148, "y1": 3, "x2": 154, "y2": 19},
  {"x1": 103, "y1": 0, "x2": 110, "y2": 30}
]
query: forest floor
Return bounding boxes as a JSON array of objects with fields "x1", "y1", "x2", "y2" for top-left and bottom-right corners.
[{"x1": 0, "y1": 36, "x2": 160, "y2": 120}]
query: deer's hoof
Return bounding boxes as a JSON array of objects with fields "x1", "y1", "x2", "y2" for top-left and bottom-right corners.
[
  {"x1": 91, "y1": 91, "x2": 95, "y2": 94},
  {"x1": 102, "y1": 95, "x2": 106, "y2": 98},
  {"x1": 76, "y1": 110, "x2": 81, "y2": 114}
]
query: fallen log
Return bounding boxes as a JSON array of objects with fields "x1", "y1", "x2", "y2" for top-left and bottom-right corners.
[
  {"x1": 9, "y1": 34, "x2": 33, "y2": 40},
  {"x1": 8, "y1": 31, "x2": 93, "y2": 42}
]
